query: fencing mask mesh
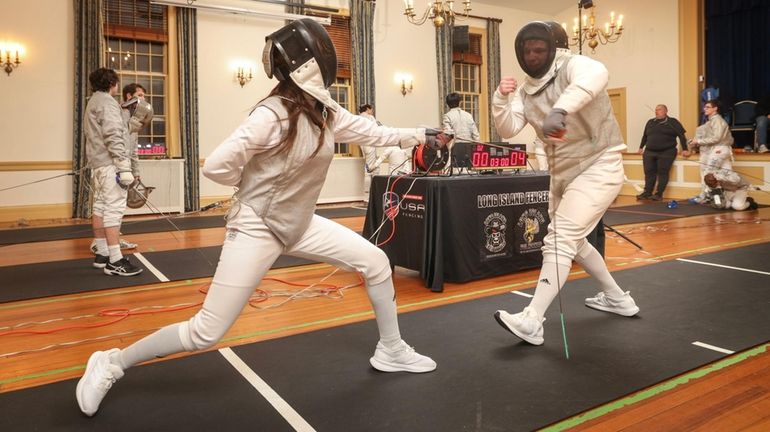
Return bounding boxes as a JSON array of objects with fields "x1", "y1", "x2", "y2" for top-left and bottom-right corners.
[
  {"x1": 515, "y1": 21, "x2": 569, "y2": 79},
  {"x1": 126, "y1": 179, "x2": 155, "y2": 209}
]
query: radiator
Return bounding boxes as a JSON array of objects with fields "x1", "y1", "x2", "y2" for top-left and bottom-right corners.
[{"x1": 125, "y1": 159, "x2": 186, "y2": 215}]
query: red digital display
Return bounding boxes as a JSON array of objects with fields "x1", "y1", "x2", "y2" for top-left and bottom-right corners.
[{"x1": 470, "y1": 144, "x2": 527, "y2": 170}]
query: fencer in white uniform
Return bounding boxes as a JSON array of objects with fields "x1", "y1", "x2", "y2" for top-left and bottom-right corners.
[
  {"x1": 491, "y1": 21, "x2": 639, "y2": 346},
  {"x1": 89, "y1": 83, "x2": 152, "y2": 255},
  {"x1": 76, "y1": 19, "x2": 451, "y2": 417},
  {"x1": 684, "y1": 100, "x2": 734, "y2": 203},
  {"x1": 704, "y1": 170, "x2": 757, "y2": 211},
  {"x1": 375, "y1": 146, "x2": 412, "y2": 175},
  {"x1": 84, "y1": 68, "x2": 143, "y2": 277}
]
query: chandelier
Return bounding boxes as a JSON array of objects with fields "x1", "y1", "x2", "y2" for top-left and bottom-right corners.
[
  {"x1": 566, "y1": 2, "x2": 624, "y2": 54},
  {"x1": 403, "y1": 0, "x2": 471, "y2": 27}
]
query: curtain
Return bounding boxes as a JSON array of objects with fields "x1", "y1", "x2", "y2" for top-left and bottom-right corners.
[
  {"x1": 705, "y1": 0, "x2": 770, "y2": 102},
  {"x1": 177, "y1": 7, "x2": 200, "y2": 211},
  {"x1": 486, "y1": 20, "x2": 501, "y2": 142},
  {"x1": 286, "y1": 0, "x2": 305, "y2": 17},
  {"x1": 350, "y1": 0, "x2": 376, "y2": 109},
  {"x1": 72, "y1": 0, "x2": 104, "y2": 219},
  {"x1": 435, "y1": 20, "x2": 454, "y2": 123}
]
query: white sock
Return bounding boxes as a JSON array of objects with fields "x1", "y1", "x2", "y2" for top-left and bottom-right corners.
[
  {"x1": 574, "y1": 241, "x2": 625, "y2": 298},
  {"x1": 528, "y1": 261, "x2": 572, "y2": 318},
  {"x1": 95, "y1": 238, "x2": 108, "y2": 256},
  {"x1": 112, "y1": 323, "x2": 188, "y2": 370},
  {"x1": 108, "y1": 245, "x2": 123, "y2": 263},
  {"x1": 365, "y1": 277, "x2": 402, "y2": 349}
]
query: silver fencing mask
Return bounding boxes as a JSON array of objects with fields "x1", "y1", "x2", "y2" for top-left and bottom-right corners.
[
  {"x1": 126, "y1": 179, "x2": 155, "y2": 209},
  {"x1": 515, "y1": 21, "x2": 569, "y2": 79}
]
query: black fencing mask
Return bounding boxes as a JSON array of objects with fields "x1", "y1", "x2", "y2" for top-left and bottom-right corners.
[
  {"x1": 262, "y1": 18, "x2": 337, "y2": 89},
  {"x1": 515, "y1": 21, "x2": 569, "y2": 79}
]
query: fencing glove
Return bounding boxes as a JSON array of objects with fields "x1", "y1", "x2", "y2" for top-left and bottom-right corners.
[
  {"x1": 117, "y1": 171, "x2": 135, "y2": 187},
  {"x1": 542, "y1": 108, "x2": 567, "y2": 139}
]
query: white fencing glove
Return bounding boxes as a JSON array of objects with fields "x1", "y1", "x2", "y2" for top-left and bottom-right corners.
[{"x1": 118, "y1": 171, "x2": 135, "y2": 187}]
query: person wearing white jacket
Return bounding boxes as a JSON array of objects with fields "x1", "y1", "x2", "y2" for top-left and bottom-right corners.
[
  {"x1": 84, "y1": 68, "x2": 143, "y2": 277},
  {"x1": 76, "y1": 19, "x2": 450, "y2": 418},
  {"x1": 683, "y1": 99, "x2": 735, "y2": 203},
  {"x1": 491, "y1": 21, "x2": 639, "y2": 347}
]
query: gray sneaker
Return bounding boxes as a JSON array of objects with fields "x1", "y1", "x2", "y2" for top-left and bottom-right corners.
[
  {"x1": 370, "y1": 340, "x2": 436, "y2": 373},
  {"x1": 76, "y1": 349, "x2": 124, "y2": 416},
  {"x1": 585, "y1": 291, "x2": 640, "y2": 316},
  {"x1": 759, "y1": 144, "x2": 769, "y2": 154},
  {"x1": 494, "y1": 306, "x2": 545, "y2": 345}
]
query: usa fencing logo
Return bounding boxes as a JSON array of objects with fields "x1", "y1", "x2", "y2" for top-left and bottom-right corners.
[{"x1": 382, "y1": 192, "x2": 400, "y2": 220}]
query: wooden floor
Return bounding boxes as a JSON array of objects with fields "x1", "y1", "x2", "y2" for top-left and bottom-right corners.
[{"x1": 1, "y1": 196, "x2": 769, "y2": 431}]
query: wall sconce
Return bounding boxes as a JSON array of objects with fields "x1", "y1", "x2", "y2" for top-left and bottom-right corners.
[
  {"x1": 0, "y1": 42, "x2": 23, "y2": 76},
  {"x1": 395, "y1": 73, "x2": 413, "y2": 96},
  {"x1": 236, "y1": 67, "x2": 253, "y2": 87}
]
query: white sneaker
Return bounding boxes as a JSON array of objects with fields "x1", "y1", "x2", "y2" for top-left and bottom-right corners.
[
  {"x1": 494, "y1": 306, "x2": 545, "y2": 345},
  {"x1": 90, "y1": 239, "x2": 138, "y2": 255},
  {"x1": 76, "y1": 349, "x2": 124, "y2": 416},
  {"x1": 369, "y1": 340, "x2": 437, "y2": 373},
  {"x1": 585, "y1": 291, "x2": 640, "y2": 317},
  {"x1": 759, "y1": 144, "x2": 769, "y2": 154}
]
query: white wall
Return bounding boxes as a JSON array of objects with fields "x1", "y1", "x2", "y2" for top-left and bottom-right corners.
[
  {"x1": 0, "y1": 0, "x2": 73, "y2": 206},
  {"x1": 0, "y1": 0, "x2": 682, "y2": 210},
  {"x1": 555, "y1": 0, "x2": 681, "y2": 150}
]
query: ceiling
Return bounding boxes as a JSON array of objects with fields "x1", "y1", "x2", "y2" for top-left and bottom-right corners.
[{"x1": 473, "y1": 0, "x2": 575, "y2": 16}]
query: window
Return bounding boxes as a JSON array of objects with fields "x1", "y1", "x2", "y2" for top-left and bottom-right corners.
[
  {"x1": 452, "y1": 31, "x2": 486, "y2": 139},
  {"x1": 329, "y1": 77, "x2": 353, "y2": 155},
  {"x1": 106, "y1": 38, "x2": 167, "y2": 156},
  {"x1": 104, "y1": 0, "x2": 169, "y2": 157},
  {"x1": 453, "y1": 63, "x2": 481, "y2": 125},
  {"x1": 312, "y1": 13, "x2": 354, "y2": 156}
]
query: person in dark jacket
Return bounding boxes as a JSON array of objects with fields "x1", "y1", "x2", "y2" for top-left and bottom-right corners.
[
  {"x1": 755, "y1": 93, "x2": 770, "y2": 154},
  {"x1": 637, "y1": 104, "x2": 687, "y2": 200}
]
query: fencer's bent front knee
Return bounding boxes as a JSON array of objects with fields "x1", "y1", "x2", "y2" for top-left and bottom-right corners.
[
  {"x1": 180, "y1": 309, "x2": 230, "y2": 351},
  {"x1": 361, "y1": 246, "x2": 392, "y2": 285}
]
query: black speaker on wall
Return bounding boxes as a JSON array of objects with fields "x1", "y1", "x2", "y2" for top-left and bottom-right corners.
[{"x1": 452, "y1": 25, "x2": 470, "y2": 52}]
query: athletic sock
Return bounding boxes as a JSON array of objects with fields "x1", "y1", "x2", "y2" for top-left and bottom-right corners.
[
  {"x1": 95, "y1": 238, "x2": 109, "y2": 256},
  {"x1": 574, "y1": 241, "x2": 625, "y2": 299},
  {"x1": 365, "y1": 278, "x2": 402, "y2": 349},
  {"x1": 112, "y1": 323, "x2": 188, "y2": 370},
  {"x1": 108, "y1": 245, "x2": 123, "y2": 263},
  {"x1": 528, "y1": 261, "x2": 572, "y2": 318}
]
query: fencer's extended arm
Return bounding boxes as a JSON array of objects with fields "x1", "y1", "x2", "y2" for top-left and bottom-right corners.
[
  {"x1": 553, "y1": 55, "x2": 609, "y2": 114},
  {"x1": 333, "y1": 103, "x2": 426, "y2": 149},
  {"x1": 491, "y1": 89, "x2": 527, "y2": 138},
  {"x1": 102, "y1": 103, "x2": 131, "y2": 173},
  {"x1": 202, "y1": 106, "x2": 283, "y2": 186}
]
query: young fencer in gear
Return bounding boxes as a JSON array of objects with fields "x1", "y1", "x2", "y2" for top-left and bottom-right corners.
[
  {"x1": 703, "y1": 171, "x2": 758, "y2": 211},
  {"x1": 84, "y1": 68, "x2": 143, "y2": 277},
  {"x1": 682, "y1": 99, "x2": 735, "y2": 203},
  {"x1": 88, "y1": 83, "x2": 151, "y2": 255},
  {"x1": 76, "y1": 19, "x2": 450, "y2": 417},
  {"x1": 490, "y1": 21, "x2": 639, "y2": 346}
]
